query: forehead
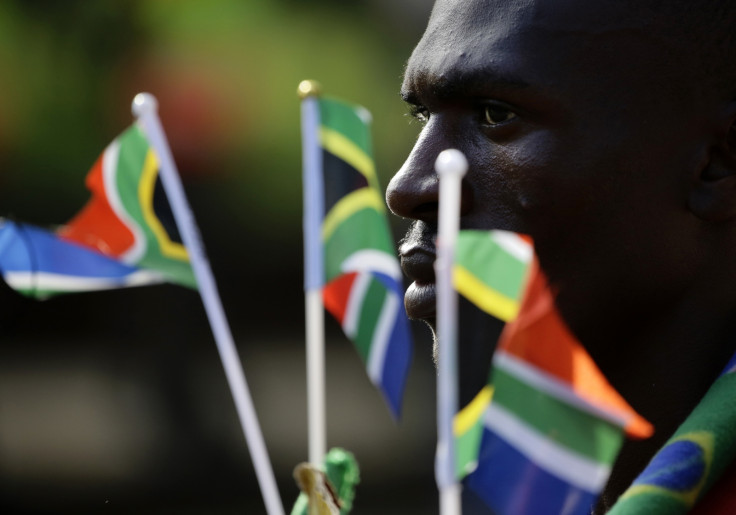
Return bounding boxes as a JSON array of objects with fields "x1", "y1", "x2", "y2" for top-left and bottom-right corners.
[{"x1": 403, "y1": 0, "x2": 678, "y2": 109}]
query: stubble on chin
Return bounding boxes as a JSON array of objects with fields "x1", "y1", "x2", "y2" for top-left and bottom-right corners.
[{"x1": 429, "y1": 323, "x2": 439, "y2": 370}]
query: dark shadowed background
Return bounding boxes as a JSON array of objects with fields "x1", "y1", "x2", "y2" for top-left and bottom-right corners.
[{"x1": 0, "y1": 1, "x2": 442, "y2": 513}]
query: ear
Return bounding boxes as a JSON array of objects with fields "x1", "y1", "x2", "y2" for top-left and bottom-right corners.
[{"x1": 689, "y1": 102, "x2": 736, "y2": 222}]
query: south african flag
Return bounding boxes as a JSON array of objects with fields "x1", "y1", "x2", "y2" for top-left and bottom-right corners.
[
  {"x1": 61, "y1": 124, "x2": 195, "y2": 288},
  {"x1": 452, "y1": 230, "x2": 533, "y2": 478},
  {"x1": 302, "y1": 95, "x2": 412, "y2": 418},
  {"x1": 0, "y1": 124, "x2": 195, "y2": 298},
  {"x1": 450, "y1": 232, "x2": 653, "y2": 514}
]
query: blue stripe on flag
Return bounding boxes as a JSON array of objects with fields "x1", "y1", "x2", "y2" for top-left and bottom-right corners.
[
  {"x1": 720, "y1": 351, "x2": 736, "y2": 376},
  {"x1": 466, "y1": 428, "x2": 598, "y2": 515},
  {"x1": 0, "y1": 221, "x2": 139, "y2": 278},
  {"x1": 300, "y1": 96, "x2": 325, "y2": 291},
  {"x1": 372, "y1": 271, "x2": 412, "y2": 418},
  {"x1": 372, "y1": 270, "x2": 404, "y2": 296}
]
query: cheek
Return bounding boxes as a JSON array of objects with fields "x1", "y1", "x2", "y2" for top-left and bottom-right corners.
[
  {"x1": 475, "y1": 135, "x2": 579, "y2": 236},
  {"x1": 495, "y1": 129, "x2": 634, "y2": 243},
  {"x1": 531, "y1": 164, "x2": 699, "y2": 341},
  {"x1": 467, "y1": 134, "x2": 562, "y2": 233},
  {"x1": 470, "y1": 123, "x2": 704, "y2": 341}
]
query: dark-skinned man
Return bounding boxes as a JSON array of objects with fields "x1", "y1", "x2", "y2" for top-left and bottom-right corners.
[{"x1": 387, "y1": 0, "x2": 736, "y2": 512}]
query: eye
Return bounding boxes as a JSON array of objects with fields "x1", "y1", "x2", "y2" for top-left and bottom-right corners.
[
  {"x1": 483, "y1": 103, "x2": 517, "y2": 125},
  {"x1": 409, "y1": 105, "x2": 430, "y2": 123}
]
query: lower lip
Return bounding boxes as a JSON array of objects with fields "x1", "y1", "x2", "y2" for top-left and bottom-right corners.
[{"x1": 404, "y1": 281, "x2": 437, "y2": 321}]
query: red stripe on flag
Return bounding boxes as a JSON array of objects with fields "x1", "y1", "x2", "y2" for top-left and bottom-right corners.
[
  {"x1": 323, "y1": 272, "x2": 359, "y2": 325},
  {"x1": 59, "y1": 152, "x2": 135, "y2": 257},
  {"x1": 498, "y1": 260, "x2": 653, "y2": 439}
]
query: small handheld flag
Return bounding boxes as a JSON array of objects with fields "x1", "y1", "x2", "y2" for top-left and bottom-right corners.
[
  {"x1": 451, "y1": 229, "x2": 533, "y2": 478},
  {"x1": 0, "y1": 94, "x2": 284, "y2": 515},
  {"x1": 464, "y1": 260, "x2": 652, "y2": 515},
  {"x1": 299, "y1": 81, "x2": 413, "y2": 463},
  {"x1": 0, "y1": 123, "x2": 195, "y2": 297}
]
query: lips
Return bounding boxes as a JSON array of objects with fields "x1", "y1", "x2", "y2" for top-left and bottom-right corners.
[{"x1": 399, "y1": 222, "x2": 438, "y2": 323}]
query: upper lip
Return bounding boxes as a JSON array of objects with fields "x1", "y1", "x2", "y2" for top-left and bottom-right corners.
[
  {"x1": 399, "y1": 242, "x2": 436, "y2": 285},
  {"x1": 398, "y1": 222, "x2": 437, "y2": 285},
  {"x1": 398, "y1": 222, "x2": 438, "y2": 322}
]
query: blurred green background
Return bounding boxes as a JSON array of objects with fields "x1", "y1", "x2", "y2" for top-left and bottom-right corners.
[{"x1": 0, "y1": 1, "x2": 443, "y2": 513}]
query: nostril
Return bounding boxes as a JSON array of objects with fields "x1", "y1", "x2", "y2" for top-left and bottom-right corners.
[
  {"x1": 413, "y1": 201, "x2": 439, "y2": 218},
  {"x1": 386, "y1": 175, "x2": 440, "y2": 221}
]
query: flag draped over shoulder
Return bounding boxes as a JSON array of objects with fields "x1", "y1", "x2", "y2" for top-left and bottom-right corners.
[
  {"x1": 0, "y1": 124, "x2": 196, "y2": 299},
  {"x1": 305, "y1": 96, "x2": 412, "y2": 418},
  {"x1": 608, "y1": 352, "x2": 736, "y2": 515},
  {"x1": 453, "y1": 230, "x2": 653, "y2": 515}
]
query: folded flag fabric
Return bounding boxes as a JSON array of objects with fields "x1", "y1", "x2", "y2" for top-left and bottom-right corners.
[
  {"x1": 452, "y1": 230, "x2": 533, "y2": 478},
  {"x1": 303, "y1": 94, "x2": 412, "y2": 418},
  {"x1": 454, "y1": 382, "x2": 494, "y2": 479},
  {"x1": 291, "y1": 447, "x2": 360, "y2": 515},
  {"x1": 466, "y1": 258, "x2": 653, "y2": 515},
  {"x1": 0, "y1": 219, "x2": 164, "y2": 299},
  {"x1": 453, "y1": 230, "x2": 532, "y2": 323},
  {"x1": 0, "y1": 123, "x2": 196, "y2": 298},
  {"x1": 60, "y1": 124, "x2": 195, "y2": 288}
]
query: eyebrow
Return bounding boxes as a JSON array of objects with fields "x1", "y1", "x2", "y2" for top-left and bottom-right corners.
[{"x1": 401, "y1": 67, "x2": 531, "y2": 104}]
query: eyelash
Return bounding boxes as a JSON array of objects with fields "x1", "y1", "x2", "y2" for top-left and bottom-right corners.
[
  {"x1": 407, "y1": 103, "x2": 518, "y2": 127},
  {"x1": 482, "y1": 102, "x2": 517, "y2": 126},
  {"x1": 408, "y1": 105, "x2": 430, "y2": 123}
]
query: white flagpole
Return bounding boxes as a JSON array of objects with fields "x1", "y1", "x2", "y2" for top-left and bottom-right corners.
[
  {"x1": 132, "y1": 93, "x2": 285, "y2": 515},
  {"x1": 298, "y1": 80, "x2": 327, "y2": 466},
  {"x1": 434, "y1": 149, "x2": 468, "y2": 515}
]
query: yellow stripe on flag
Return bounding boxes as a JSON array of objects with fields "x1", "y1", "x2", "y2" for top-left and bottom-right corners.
[
  {"x1": 139, "y1": 150, "x2": 189, "y2": 262},
  {"x1": 454, "y1": 265, "x2": 520, "y2": 322},
  {"x1": 454, "y1": 385, "x2": 494, "y2": 436},
  {"x1": 322, "y1": 187, "x2": 385, "y2": 242},
  {"x1": 319, "y1": 127, "x2": 378, "y2": 189}
]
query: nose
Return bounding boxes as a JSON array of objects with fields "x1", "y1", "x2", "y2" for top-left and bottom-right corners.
[
  {"x1": 386, "y1": 119, "x2": 471, "y2": 223},
  {"x1": 386, "y1": 125, "x2": 440, "y2": 222}
]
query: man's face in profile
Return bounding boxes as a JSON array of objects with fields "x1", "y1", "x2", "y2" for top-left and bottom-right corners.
[{"x1": 388, "y1": 0, "x2": 709, "y2": 383}]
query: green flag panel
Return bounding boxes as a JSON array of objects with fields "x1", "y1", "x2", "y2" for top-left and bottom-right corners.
[{"x1": 493, "y1": 366, "x2": 624, "y2": 464}]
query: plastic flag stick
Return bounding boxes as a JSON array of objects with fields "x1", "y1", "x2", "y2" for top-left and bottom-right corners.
[
  {"x1": 299, "y1": 81, "x2": 327, "y2": 466},
  {"x1": 133, "y1": 93, "x2": 284, "y2": 515},
  {"x1": 435, "y1": 149, "x2": 468, "y2": 515}
]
